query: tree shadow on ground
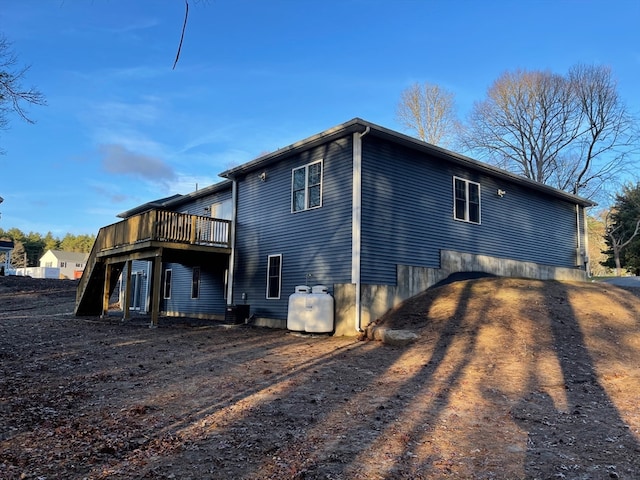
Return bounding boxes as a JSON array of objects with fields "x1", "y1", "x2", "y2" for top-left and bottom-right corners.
[
  {"x1": 512, "y1": 281, "x2": 640, "y2": 479},
  {"x1": 3, "y1": 278, "x2": 640, "y2": 479}
]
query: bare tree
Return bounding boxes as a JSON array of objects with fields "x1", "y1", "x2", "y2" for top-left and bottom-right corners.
[
  {"x1": 0, "y1": 34, "x2": 46, "y2": 132},
  {"x1": 568, "y1": 65, "x2": 636, "y2": 196},
  {"x1": 397, "y1": 82, "x2": 459, "y2": 148},
  {"x1": 461, "y1": 66, "x2": 637, "y2": 199}
]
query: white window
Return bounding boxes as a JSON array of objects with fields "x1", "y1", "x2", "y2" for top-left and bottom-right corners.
[
  {"x1": 292, "y1": 160, "x2": 323, "y2": 212},
  {"x1": 454, "y1": 177, "x2": 481, "y2": 224},
  {"x1": 163, "y1": 269, "x2": 172, "y2": 299},
  {"x1": 266, "y1": 254, "x2": 282, "y2": 299},
  {"x1": 210, "y1": 198, "x2": 233, "y2": 220}
]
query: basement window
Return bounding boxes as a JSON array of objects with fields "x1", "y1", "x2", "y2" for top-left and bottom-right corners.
[
  {"x1": 191, "y1": 266, "x2": 200, "y2": 299},
  {"x1": 163, "y1": 269, "x2": 172, "y2": 299},
  {"x1": 266, "y1": 254, "x2": 282, "y2": 299}
]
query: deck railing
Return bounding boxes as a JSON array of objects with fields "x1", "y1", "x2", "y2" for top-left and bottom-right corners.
[{"x1": 95, "y1": 210, "x2": 231, "y2": 253}]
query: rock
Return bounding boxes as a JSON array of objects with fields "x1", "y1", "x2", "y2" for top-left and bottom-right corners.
[{"x1": 367, "y1": 326, "x2": 418, "y2": 346}]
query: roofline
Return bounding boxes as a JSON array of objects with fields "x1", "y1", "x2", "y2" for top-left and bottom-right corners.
[
  {"x1": 117, "y1": 180, "x2": 232, "y2": 218},
  {"x1": 41, "y1": 250, "x2": 89, "y2": 260},
  {"x1": 219, "y1": 118, "x2": 366, "y2": 178},
  {"x1": 161, "y1": 179, "x2": 232, "y2": 207},
  {"x1": 220, "y1": 117, "x2": 596, "y2": 207}
]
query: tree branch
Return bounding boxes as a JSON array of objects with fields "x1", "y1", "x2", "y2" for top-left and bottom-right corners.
[{"x1": 173, "y1": 0, "x2": 190, "y2": 70}]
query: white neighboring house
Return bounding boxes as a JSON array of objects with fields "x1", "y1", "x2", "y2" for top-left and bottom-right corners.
[
  {"x1": 39, "y1": 250, "x2": 89, "y2": 279},
  {"x1": 0, "y1": 239, "x2": 13, "y2": 275}
]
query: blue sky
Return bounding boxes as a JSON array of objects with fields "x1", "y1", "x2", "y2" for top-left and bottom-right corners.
[{"x1": 0, "y1": 0, "x2": 639, "y2": 236}]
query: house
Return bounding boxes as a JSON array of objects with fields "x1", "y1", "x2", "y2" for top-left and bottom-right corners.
[
  {"x1": 40, "y1": 249, "x2": 89, "y2": 279},
  {"x1": 0, "y1": 239, "x2": 13, "y2": 275},
  {"x1": 75, "y1": 118, "x2": 595, "y2": 335}
]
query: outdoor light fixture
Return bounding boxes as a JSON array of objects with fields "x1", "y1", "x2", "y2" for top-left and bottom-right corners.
[
  {"x1": 259, "y1": 171, "x2": 267, "y2": 182},
  {"x1": 497, "y1": 189, "x2": 506, "y2": 198}
]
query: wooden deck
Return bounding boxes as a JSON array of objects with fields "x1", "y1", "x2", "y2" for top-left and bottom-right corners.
[{"x1": 75, "y1": 210, "x2": 232, "y2": 322}]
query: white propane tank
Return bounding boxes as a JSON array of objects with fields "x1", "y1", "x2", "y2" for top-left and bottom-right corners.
[
  {"x1": 305, "y1": 285, "x2": 334, "y2": 333},
  {"x1": 287, "y1": 286, "x2": 310, "y2": 331}
]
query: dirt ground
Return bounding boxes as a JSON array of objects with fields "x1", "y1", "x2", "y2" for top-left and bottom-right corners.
[{"x1": 1, "y1": 275, "x2": 640, "y2": 480}]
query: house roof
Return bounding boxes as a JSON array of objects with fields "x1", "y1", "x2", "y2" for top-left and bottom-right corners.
[
  {"x1": 0, "y1": 239, "x2": 14, "y2": 251},
  {"x1": 219, "y1": 118, "x2": 596, "y2": 208},
  {"x1": 41, "y1": 249, "x2": 89, "y2": 263},
  {"x1": 117, "y1": 180, "x2": 232, "y2": 219}
]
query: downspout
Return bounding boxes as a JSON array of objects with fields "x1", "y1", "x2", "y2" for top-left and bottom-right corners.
[
  {"x1": 352, "y1": 126, "x2": 370, "y2": 332},
  {"x1": 582, "y1": 205, "x2": 590, "y2": 276},
  {"x1": 226, "y1": 180, "x2": 238, "y2": 303},
  {"x1": 576, "y1": 204, "x2": 581, "y2": 267}
]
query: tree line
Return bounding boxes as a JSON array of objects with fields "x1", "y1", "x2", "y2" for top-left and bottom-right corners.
[{"x1": 0, "y1": 228, "x2": 95, "y2": 268}]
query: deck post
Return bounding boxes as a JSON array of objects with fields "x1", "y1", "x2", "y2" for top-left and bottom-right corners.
[
  {"x1": 101, "y1": 263, "x2": 112, "y2": 318},
  {"x1": 122, "y1": 260, "x2": 132, "y2": 321},
  {"x1": 150, "y1": 254, "x2": 163, "y2": 328}
]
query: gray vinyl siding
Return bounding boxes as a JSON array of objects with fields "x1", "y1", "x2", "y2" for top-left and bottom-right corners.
[
  {"x1": 233, "y1": 137, "x2": 354, "y2": 319},
  {"x1": 171, "y1": 190, "x2": 232, "y2": 216},
  {"x1": 360, "y1": 136, "x2": 580, "y2": 285},
  {"x1": 161, "y1": 262, "x2": 228, "y2": 316}
]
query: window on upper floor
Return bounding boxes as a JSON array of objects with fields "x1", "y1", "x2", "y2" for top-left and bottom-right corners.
[
  {"x1": 453, "y1": 177, "x2": 481, "y2": 224},
  {"x1": 210, "y1": 198, "x2": 233, "y2": 220},
  {"x1": 60, "y1": 262, "x2": 66, "y2": 268},
  {"x1": 292, "y1": 160, "x2": 323, "y2": 212},
  {"x1": 266, "y1": 254, "x2": 282, "y2": 299}
]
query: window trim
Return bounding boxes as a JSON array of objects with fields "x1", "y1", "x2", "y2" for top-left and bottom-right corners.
[
  {"x1": 163, "y1": 268, "x2": 172, "y2": 299},
  {"x1": 223, "y1": 268, "x2": 228, "y2": 300},
  {"x1": 291, "y1": 159, "x2": 323, "y2": 213},
  {"x1": 266, "y1": 254, "x2": 283, "y2": 299},
  {"x1": 191, "y1": 266, "x2": 200, "y2": 299},
  {"x1": 453, "y1": 176, "x2": 481, "y2": 224}
]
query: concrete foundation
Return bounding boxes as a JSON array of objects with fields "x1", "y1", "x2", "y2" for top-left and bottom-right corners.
[{"x1": 333, "y1": 249, "x2": 587, "y2": 336}]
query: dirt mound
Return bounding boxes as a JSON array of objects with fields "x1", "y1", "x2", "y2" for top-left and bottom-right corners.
[
  {"x1": 1, "y1": 276, "x2": 640, "y2": 479},
  {"x1": 0, "y1": 274, "x2": 78, "y2": 294},
  {"x1": 0, "y1": 275, "x2": 77, "y2": 315},
  {"x1": 376, "y1": 276, "x2": 640, "y2": 333}
]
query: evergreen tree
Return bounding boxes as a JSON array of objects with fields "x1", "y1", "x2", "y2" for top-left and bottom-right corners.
[
  {"x1": 43, "y1": 231, "x2": 59, "y2": 251},
  {"x1": 602, "y1": 183, "x2": 640, "y2": 275}
]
